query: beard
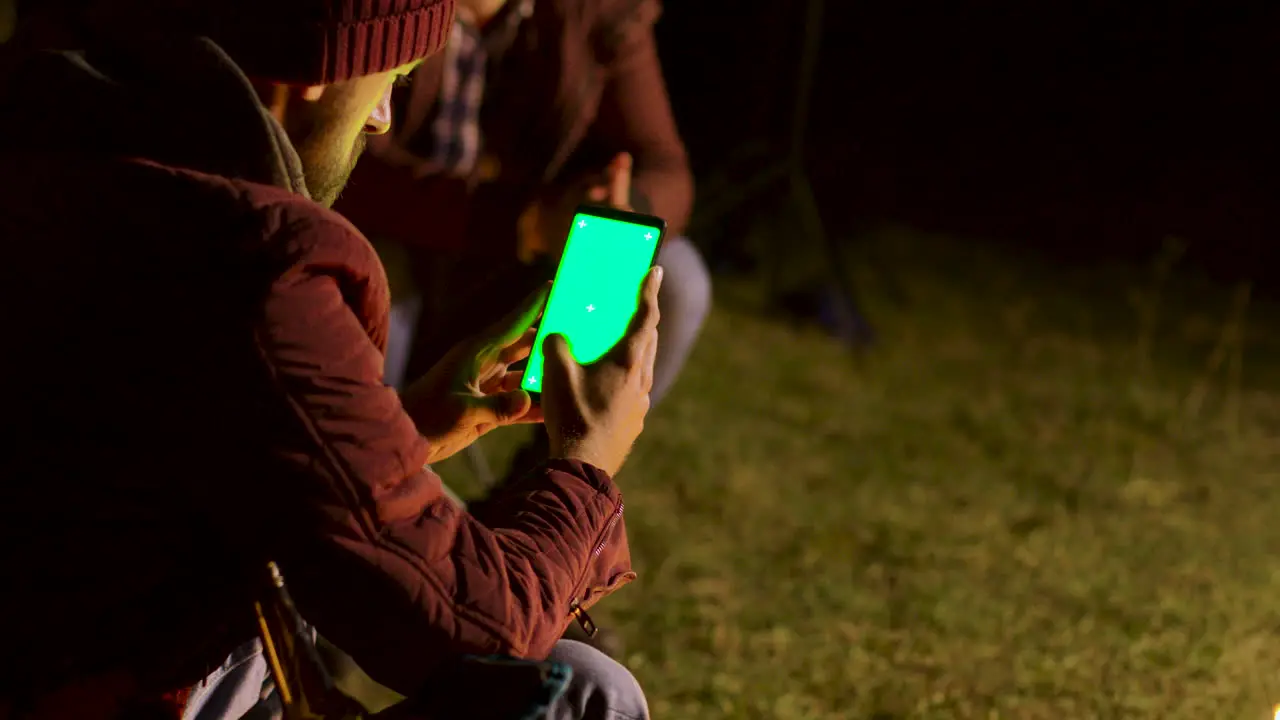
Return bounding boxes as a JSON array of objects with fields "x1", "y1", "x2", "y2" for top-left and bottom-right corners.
[{"x1": 300, "y1": 132, "x2": 366, "y2": 208}]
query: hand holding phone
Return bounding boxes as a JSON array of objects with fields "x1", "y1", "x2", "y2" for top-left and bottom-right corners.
[
  {"x1": 540, "y1": 266, "x2": 663, "y2": 477},
  {"x1": 524, "y1": 204, "x2": 667, "y2": 475},
  {"x1": 522, "y1": 205, "x2": 665, "y2": 395}
]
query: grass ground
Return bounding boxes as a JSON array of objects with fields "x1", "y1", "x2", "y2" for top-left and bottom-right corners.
[{"x1": 438, "y1": 226, "x2": 1280, "y2": 719}]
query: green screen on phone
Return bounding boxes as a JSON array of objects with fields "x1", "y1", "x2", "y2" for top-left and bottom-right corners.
[{"x1": 521, "y1": 209, "x2": 663, "y2": 394}]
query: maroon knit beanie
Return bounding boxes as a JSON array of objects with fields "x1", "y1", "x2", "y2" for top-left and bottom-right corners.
[{"x1": 90, "y1": 0, "x2": 456, "y2": 85}]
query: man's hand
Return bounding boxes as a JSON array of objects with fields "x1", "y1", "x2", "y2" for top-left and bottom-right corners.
[
  {"x1": 518, "y1": 153, "x2": 634, "y2": 263},
  {"x1": 540, "y1": 265, "x2": 662, "y2": 477},
  {"x1": 401, "y1": 286, "x2": 548, "y2": 465}
]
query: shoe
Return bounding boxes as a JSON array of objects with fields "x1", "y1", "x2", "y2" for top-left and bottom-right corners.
[
  {"x1": 815, "y1": 282, "x2": 876, "y2": 347},
  {"x1": 776, "y1": 283, "x2": 875, "y2": 348}
]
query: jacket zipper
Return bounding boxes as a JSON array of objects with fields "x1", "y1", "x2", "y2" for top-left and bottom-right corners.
[
  {"x1": 592, "y1": 500, "x2": 623, "y2": 557},
  {"x1": 569, "y1": 600, "x2": 598, "y2": 638},
  {"x1": 568, "y1": 500, "x2": 624, "y2": 637}
]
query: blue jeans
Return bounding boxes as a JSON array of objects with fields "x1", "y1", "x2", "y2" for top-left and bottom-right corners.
[
  {"x1": 182, "y1": 635, "x2": 649, "y2": 720},
  {"x1": 383, "y1": 237, "x2": 711, "y2": 404},
  {"x1": 183, "y1": 487, "x2": 649, "y2": 720}
]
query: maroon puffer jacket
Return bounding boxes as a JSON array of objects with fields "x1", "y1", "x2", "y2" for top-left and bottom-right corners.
[{"x1": 0, "y1": 32, "x2": 633, "y2": 718}]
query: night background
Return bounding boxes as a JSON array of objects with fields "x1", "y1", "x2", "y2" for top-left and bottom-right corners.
[
  {"x1": 660, "y1": 0, "x2": 1277, "y2": 283},
  {"x1": 3, "y1": 0, "x2": 1279, "y2": 717},
  {"x1": 604, "y1": 2, "x2": 1279, "y2": 716}
]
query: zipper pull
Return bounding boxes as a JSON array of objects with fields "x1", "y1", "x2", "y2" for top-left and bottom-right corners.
[{"x1": 568, "y1": 600, "x2": 598, "y2": 639}]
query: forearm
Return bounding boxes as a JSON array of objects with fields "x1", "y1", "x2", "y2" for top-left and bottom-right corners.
[{"x1": 279, "y1": 460, "x2": 633, "y2": 694}]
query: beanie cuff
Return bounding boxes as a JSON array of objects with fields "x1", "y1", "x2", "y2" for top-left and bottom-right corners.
[{"x1": 215, "y1": 0, "x2": 455, "y2": 85}]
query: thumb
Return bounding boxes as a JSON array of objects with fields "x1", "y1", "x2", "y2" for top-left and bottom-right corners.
[{"x1": 541, "y1": 333, "x2": 579, "y2": 392}]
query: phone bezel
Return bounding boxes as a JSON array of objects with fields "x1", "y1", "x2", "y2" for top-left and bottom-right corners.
[{"x1": 523, "y1": 204, "x2": 668, "y2": 400}]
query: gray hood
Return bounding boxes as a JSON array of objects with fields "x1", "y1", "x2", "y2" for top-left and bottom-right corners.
[{"x1": 0, "y1": 31, "x2": 309, "y2": 197}]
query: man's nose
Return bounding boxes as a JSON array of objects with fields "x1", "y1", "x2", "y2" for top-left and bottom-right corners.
[{"x1": 365, "y1": 86, "x2": 393, "y2": 135}]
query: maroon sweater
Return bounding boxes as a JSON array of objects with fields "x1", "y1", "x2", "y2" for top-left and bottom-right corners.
[{"x1": 0, "y1": 32, "x2": 632, "y2": 718}]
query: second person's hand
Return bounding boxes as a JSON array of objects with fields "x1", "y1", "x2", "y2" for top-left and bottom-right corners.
[
  {"x1": 585, "y1": 152, "x2": 633, "y2": 211},
  {"x1": 517, "y1": 153, "x2": 634, "y2": 263}
]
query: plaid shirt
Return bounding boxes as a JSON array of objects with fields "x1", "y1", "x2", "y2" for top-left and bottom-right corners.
[{"x1": 419, "y1": 0, "x2": 534, "y2": 178}]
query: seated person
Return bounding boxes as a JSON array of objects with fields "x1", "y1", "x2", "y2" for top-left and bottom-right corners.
[
  {"x1": 335, "y1": 0, "x2": 711, "y2": 479},
  {"x1": 0, "y1": 0, "x2": 655, "y2": 717}
]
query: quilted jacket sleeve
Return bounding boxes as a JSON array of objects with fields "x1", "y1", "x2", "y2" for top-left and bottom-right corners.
[{"x1": 248, "y1": 203, "x2": 635, "y2": 695}]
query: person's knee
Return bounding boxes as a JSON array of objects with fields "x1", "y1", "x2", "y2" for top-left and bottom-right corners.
[
  {"x1": 384, "y1": 295, "x2": 423, "y2": 390},
  {"x1": 546, "y1": 640, "x2": 649, "y2": 720},
  {"x1": 656, "y1": 236, "x2": 712, "y2": 336}
]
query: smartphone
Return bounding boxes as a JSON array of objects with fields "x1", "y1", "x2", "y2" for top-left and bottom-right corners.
[{"x1": 521, "y1": 205, "x2": 666, "y2": 396}]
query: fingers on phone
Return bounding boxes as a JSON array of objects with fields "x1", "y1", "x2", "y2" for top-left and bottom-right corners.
[
  {"x1": 627, "y1": 267, "x2": 663, "y2": 333},
  {"x1": 641, "y1": 267, "x2": 663, "y2": 331},
  {"x1": 621, "y1": 325, "x2": 646, "y2": 370},
  {"x1": 500, "y1": 366, "x2": 533, "y2": 393},
  {"x1": 640, "y1": 328, "x2": 659, "y2": 393},
  {"x1": 618, "y1": 267, "x2": 662, "y2": 372},
  {"x1": 494, "y1": 285, "x2": 550, "y2": 344},
  {"x1": 499, "y1": 328, "x2": 538, "y2": 365},
  {"x1": 647, "y1": 265, "x2": 664, "y2": 300}
]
